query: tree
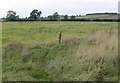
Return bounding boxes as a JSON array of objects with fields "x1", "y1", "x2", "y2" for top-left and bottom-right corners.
[
  {"x1": 37, "y1": 11, "x2": 42, "y2": 20},
  {"x1": 6, "y1": 10, "x2": 19, "y2": 21},
  {"x1": 64, "y1": 15, "x2": 68, "y2": 20},
  {"x1": 48, "y1": 15, "x2": 53, "y2": 20},
  {"x1": 29, "y1": 9, "x2": 42, "y2": 20},
  {"x1": 52, "y1": 12, "x2": 60, "y2": 21},
  {"x1": 70, "y1": 15, "x2": 75, "y2": 20}
]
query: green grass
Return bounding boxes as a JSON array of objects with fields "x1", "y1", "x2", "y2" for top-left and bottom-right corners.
[
  {"x1": 76, "y1": 14, "x2": 118, "y2": 20},
  {"x1": 2, "y1": 21, "x2": 118, "y2": 81}
]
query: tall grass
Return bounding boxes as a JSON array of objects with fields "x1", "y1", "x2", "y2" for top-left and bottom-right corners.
[{"x1": 2, "y1": 22, "x2": 118, "y2": 81}]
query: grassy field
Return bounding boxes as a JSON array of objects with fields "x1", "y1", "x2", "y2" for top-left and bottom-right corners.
[
  {"x1": 2, "y1": 21, "x2": 118, "y2": 81},
  {"x1": 68, "y1": 14, "x2": 118, "y2": 20}
]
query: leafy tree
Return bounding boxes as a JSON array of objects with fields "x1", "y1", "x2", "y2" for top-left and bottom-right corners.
[
  {"x1": 64, "y1": 15, "x2": 68, "y2": 20},
  {"x1": 6, "y1": 10, "x2": 19, "y2": 21},
  {"x1": 70, "y1": 15, "x2": 75, "y2": 20},
  {"x1": 52, "y1": 12, "x2": 60, "y2": 21},
  {"x1": 29, "y1": 9, "x2": 42, "y2": 20},
  {"x1": 38, "y1": 11, "x2": 42, "y2": 20},
  {"x1": 48, "y1": 15, "x2": 53, "y2": 20}
]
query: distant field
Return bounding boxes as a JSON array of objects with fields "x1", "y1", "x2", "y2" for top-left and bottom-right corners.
[
  {"x1": 76, "y1": 15, "x2": 118, "y2": 20},
  {"x1": 2, "y1": 22, "x2": 118, "y2": 81}
]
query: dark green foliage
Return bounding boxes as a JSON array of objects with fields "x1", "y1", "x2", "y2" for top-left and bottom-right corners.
[
  {"x1": 52, "y1": 12, "x2": 60, "y2": 21},
  {"x1": 70, "y1": 15, "x2": 75, "y2": 20},
  {"x1": 29, "y1": 9, "x2": 42, "y2": 21},
  {"x1": 64, "y1": 15, "x2": 68, "y2": 20},
  {"x1": 6, "y1": 10, "x2": 19, "y2": 21}
]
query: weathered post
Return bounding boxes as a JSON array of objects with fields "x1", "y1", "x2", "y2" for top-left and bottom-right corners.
[{"x1": 59, "y1": 31, "x2": 62, "y2": 43}]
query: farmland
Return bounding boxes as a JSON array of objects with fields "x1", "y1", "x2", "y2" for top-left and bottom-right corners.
[{"x1": 2, "y1": 21, "x2": 118, "y2": 81}]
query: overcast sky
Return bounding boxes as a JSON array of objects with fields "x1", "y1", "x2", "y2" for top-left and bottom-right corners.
[{"x1": 0, "y1": 0, "x2": 119, "y2": 18}]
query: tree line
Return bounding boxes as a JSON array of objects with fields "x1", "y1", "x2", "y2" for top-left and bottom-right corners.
[
  {"x1": 3, "y1": 9, "x2": 119, "y2": 22},
  {"x1": 3, "y1": 9, "x2": 76, "y2": 21}
]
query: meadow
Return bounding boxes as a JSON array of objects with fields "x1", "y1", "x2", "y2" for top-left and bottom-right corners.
[{"x1": 2, "y1": 21, "x2": 118, "y2": 81}]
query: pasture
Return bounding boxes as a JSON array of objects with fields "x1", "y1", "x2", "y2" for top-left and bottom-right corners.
[{"x1": 2, "y1": 21, "x2": 118, "y2": 81}]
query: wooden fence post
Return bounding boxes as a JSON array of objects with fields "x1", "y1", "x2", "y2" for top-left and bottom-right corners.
[{"x1": 59, "y1": 31, "x2": 62, "y2": 43}]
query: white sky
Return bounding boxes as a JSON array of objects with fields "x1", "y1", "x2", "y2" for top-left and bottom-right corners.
[{"x1": 0, "y1": 0, "x2": 119, "y2": 18}]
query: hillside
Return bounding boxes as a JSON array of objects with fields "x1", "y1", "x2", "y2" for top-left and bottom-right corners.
[{"x1": 80, "y1": 15, "x2": 118, "y2": 20}]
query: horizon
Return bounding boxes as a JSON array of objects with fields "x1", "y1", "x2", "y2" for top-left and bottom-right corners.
[{"x1": 0, "y1": 0, "x2": 119, "y2": 18}]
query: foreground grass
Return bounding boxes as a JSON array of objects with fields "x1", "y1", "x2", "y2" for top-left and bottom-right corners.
[{"x1": 2, "y1": 22, "x2": 118, "y2": 81}]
